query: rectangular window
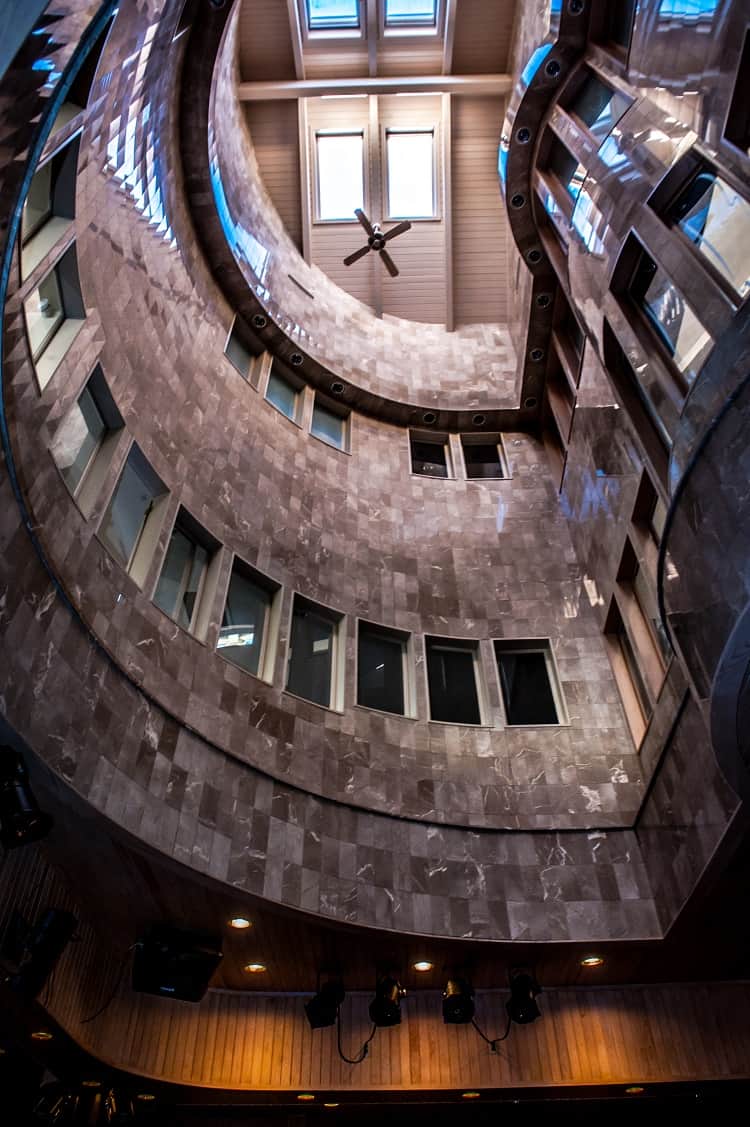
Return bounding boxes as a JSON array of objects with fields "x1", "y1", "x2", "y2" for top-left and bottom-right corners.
[
  {"x1": 224, "y1": 315, "x2": 262, "y2": 380},
  {"x1": 494, "y1": 641, "x2": 562, "y2": 726},
  {"x1": 667, "y1": 167, "x2": 750, "y2": 300},
  {"x1": 307, "y1": 0, "x2": 360, "y2": 30},
  {"x1": 426, "y1": 638, "x2": 482, "y2": 724},
  {"x1": 51, "y1": 365, "x2": 124, "y2": 501},
  {"x1": 603, "y1": 0, "x2": 636, "y2": 50},
  {"x1": 385, "y1": 0, "x2": 437, "y2": 27},
  {"x1": 410, "y1": 433, "x2": 450, "y2": 478},
  {"x1": 357, "y1": 622, "x2": 408, "y2": 716},
  {"x1": 287, "y1": 596, "x2": 342, "y2": 708},
  {"x1": 725, "y1": 29, "x2": 750, "y2": 155},
  {"x1": 218, "y1": 561, "x2": 278, "y2": 680},
  {"x1": 605, "y1": 601, "x2": 650, "y2": 746},
  {"x1": 311, "y1": 398, "x2": 348, "y2": 451},
  {"x1": 461, "y1": 435, "x2": 506, "y2": 479},
  {"x1": 99, "y1": 444, "x2": 168, "y2": 583},
  {"x1": 265, "y1": 365, "x2": 300, "y2": 422},
  {"x1": 386, "y1": 130, "x2": 435, "y2": 219},
  {"x1": 547, "y1": 136, "x2": 587, "y2": 202},
  {"x1": 21, "y1": 135, "x2": 79, "y2": 278},
  {"x1": 315, "y1": 132, "x2": 364, "y2": 221},
  {"x1": 22, "y1": 243, "x2": 86, "y2": 387},
  {"x1": 153, "y1": 510, "x2": 218, "y2": 637},
  {"x1": 24, "y1": 270, "x2": 64, "y2": 361},
  {"x1": 629, "y1": 249, "x2": 713, "y2": 385},
  {"x1": 567, "y1": 72, "x2": 629, "y2": 143}
]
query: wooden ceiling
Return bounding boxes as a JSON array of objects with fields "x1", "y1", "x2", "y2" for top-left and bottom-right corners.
[{"x1": 236, "y1": 1, "x2": 517, "y2": 326}]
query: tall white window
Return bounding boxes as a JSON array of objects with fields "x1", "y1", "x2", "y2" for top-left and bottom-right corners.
[
  {"x1": 386, "y1": 130, "x2": 435, "y2": 219},
  {"x1": 315, "y1": 132, "x2": 364, "y2": 221},
  {"x1": 385, "y1": 1, "x2": 437, "y2": 27}
]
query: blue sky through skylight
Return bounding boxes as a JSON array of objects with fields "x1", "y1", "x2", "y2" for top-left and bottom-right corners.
[
  {"x1": 307, "y1": 0, "x2": 360, "y2": 30},
  {"x1": 385, "y1": 1, "x2": 437, "y2": 26}
]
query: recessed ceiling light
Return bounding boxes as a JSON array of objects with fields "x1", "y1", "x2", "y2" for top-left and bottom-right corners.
[
  {"x1": 413, "y1": 960, "x2": 433, "y2": 972},
  {"x1": 580, "y1": 955, "x2": 604, "y2": 967},
  {"x1": 81, "y1": 1080, "x2": 101, "y2": 1088},
  {"x1": 462, "y1": 1091, "x2": 481, "y2": 1100},
  {"x1": 244, "y1": 962, "x2": 267, "y2": 973},
  {"x1": 625, "y1": 1086, "x2": 645, "y2": 1095},
  {"x1": 229, "y1": 917, "x2": 252, "y2": 930},
  {"x1": 30, "y1": 1031, "x2": 53, "y2": 1041},
  {"x1": 136, "y1": 1093, "x2": 156, "y2": 1101},
  {"x1": 297, "y1": 1093, "x2": 315, "y2": 1101},
  {"x1": 324, "y1": 1103, "x2": 340, "y2": 1109}
]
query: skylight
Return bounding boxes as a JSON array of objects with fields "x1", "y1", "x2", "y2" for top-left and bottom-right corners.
[
  {"x1": 385, "y1": 0, "x2": 437, "y2": 26},
  {"x1": 316, "y1": 132, "x2": 364, "y2": 221},
  {"x1": 307, "y1": 0, "x2": 360, "y2": 30},
  {"x1": 386, "y1": 130, "x2": 435, "y2": 219}
]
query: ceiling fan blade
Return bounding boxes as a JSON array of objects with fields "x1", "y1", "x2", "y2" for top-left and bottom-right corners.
[
  {"x1": 354, "y1": 208, "x2": 374, "y2": 236},
  {"x1": 343, "y1": 244, "x2": 371, "y2": 266},
  {"x1": 383, "y1": 220, "x2": 412, "y2": 242},
  {"x1": 380, "y1": 249, "x2": 399, "y2": 277}
]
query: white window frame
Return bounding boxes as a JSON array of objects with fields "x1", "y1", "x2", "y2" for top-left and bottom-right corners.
[
  {"x1": 300, "y1": 0, "x2": 365, "y2": 40},
  {"x1": 409, "y1": 430, "x2": 453, "y2": 479},
  {"x1": 383, "y1": 126, "x2": 439, "y2": 221},
  {"x1": 217, "y1": 556, "x2": 281, "y2": 684},
  {"x1": 355, "y1": 619, "x2": 415, "y2": 718},
  {"x1": 382, "y1": 0, "x2": 443, "y2": 38},
  {"x1": 493, "y1": 639, "x2": 568, "y2": 727},
  {"x1": 310, "y1": 394, "x2": 351, "y2": 453},
  {"x1": 263, "y1": 363, "x2": 303, "y2": 425},
  {"x1": 312, "y1": 128, "x2": 368, "y2": 224},
  {"x1": 285, "y1": 594, "x2": 346, "y2": 711}
]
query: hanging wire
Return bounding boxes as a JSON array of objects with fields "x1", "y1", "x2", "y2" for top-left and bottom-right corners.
[
  {"x1": 471, "y1": 1014, "x2": 512, "y2": 1051},
  {"x1": 336, "y1": 1010, "x2": 377, "y2": 1065},
  {"x1": 80, "y1": 943, "x2": 138, "y2": 1024}
]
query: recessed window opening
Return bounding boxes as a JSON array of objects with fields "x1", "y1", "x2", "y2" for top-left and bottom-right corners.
[
  {"x1": 307, "y1": 0, "x2": 360, "y2": 30},
  {"x1": 604, "y1": 600, "x2": 650, "y2": 746},
  {"x1": 265, "y1": 364, "x2": 301, "y2": 422},
  {"x1": 315, "y1": 131, "x2": 364, "y2": 221},
  {"x1": 494, "y1": 641, "x2": 562, "y2": 726},
  {"x1": 154, "y1": 510, "x2": 218, "y2": 639},
  {"x1": 426, "y1": 637, "x2": 482, "y2": 725},
  {"x1": 287, "y1": 596, "x2": 343, "y2": 709},
  {"x1": 567, "y1": 72, "x2": 629, "y2": 144},
  {"x1": 311, "y1": 397, "x2": 349, "y2": 451},
  {"x1": 666, "y1": 166, "x2": 750, "y2": 300},
  {"x1": 98, "y1": 444, "x2": 168, "y2": 584},
  {"x1": 386, "y1": 130, "x2": 435, "y2": 219},
  {"x1": 23, "y1": 244, "x2": 86, "y2": 387},
  {"x1": 410, "y1": 433, "x2": 450, "y2": 478},
  {"x1": 51, "y1": 365, "x2": 123, "y2": 505},
  {"x1": 385, "y1": 0, "x2": 437, "y2": 27},
  {"x1": 629, "y1": 248, "x2": 713, "y2": 385},
  {"x1": 547, "y1": 136, "x2": 586, "y2": 202},
  {"x1": 617, "y1": 539, "x2": 671, "y2": 674},
  {"x1": 357, "y1": 622, "x2": 409, "y2": 716},
  {"x1": 601, "y1": 0, "x2": 636, "y2": 51},
  {"x1": 724, "y1": 29, "x2": 750, "y2": 155},
  {"x1": 461, "y1": 435, "x2": 506, "y2": 479},
  {"x1": 21, "y1": 136, "x2": 80, "y2": 278},
  {"x1": 218, "y1": 560, "x2": 278, "y2": 680},
  {"x1": 224, "y1": 315, "x2": 262, "y2": 380}
]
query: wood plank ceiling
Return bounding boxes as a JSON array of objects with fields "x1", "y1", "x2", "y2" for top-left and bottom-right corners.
[{"x1": 238, "y1": 0, "x2": 517, "y2": 327}]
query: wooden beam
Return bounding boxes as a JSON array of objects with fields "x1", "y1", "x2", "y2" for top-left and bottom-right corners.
[
  {"x1": 367, "y1": 0, "x2": 378, "y2": 77},
  {"x1": 286, "y1": 0, "x2": 305, "y2": 81},
  {"x1": 442, "y1": 92, "x2": 454, "y2": 331},
  {"x1": 238, "y1": 74, "x2": 513, "y2": 100},
  {"x1": 442, "y1": 0, "x2": 458, "y2": 75}
]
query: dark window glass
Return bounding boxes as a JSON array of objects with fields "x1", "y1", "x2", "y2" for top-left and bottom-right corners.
[
  {"x1": 548, "y1": 137, "x2": 586, "y2": 201},
  {"x1": 358, "y1": 625, "x2": 405, "y2": 715},
  {"x1": 266, "y1": 369, "x2": 298, "y2": 420},
  {"x1": 287, "y1": 602, "x2": 336, "y2": 707},
  {"x1": 496, "y1": 646, "x2": 559, "y2": 725},
  {"x1": 462, "y1": 442, "x2": 504, "y2": 479},
  {"x1": 218, "y1": 566, "x2": 272, "y2": 677},
  {"x1": 607, "y1": 0, "x2": 636, "y2": 48},
  {"x1": 426, "y1": 640, "x2": 481, "y2": 724},
  {"x1": 568, "y1": 73, "x2": 629, "y2": 142},
  {"x1": 630, "y1": 250, "x2": 712, "y2": 382},
  {"x1": 99, "y1": 446, "x2": 166, "y2": 569},
  {"x1": 225, "y1": 317, "x2": 260, "y2": 379},
  {"x1": 725, "y1": 30, "x2": 750, "y2": 155},
  {"x1": 154, "y1": 522, "x2": 209, "y2": 632},
  {"x1": 54, "y1": 386, "x2": 106, "y2": 493},
  {"x1": 311, "y1": 401, "x2": 346, "y2": 449},
  {"x1": 411, "y1": 439, "x2": 448, "y2": 477}
]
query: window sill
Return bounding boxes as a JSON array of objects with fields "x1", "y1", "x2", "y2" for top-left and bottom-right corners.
[
  {"x1": 35, "y1": 318, "x2": 85, "y2": 391},
  {"x1": 21, "y1": 217, "x2": 74, "y2": 281},
  {"x1": 410, "y1": 471, "x2": 454, "y2": 481},
  {"x1": 427, "y1": 719, "x2": 492, "y2": 729},
  {"x1": 354, "y1": 703, "x2": 417, "y2": 721},
  {"x1": 309, "y1": 430, "x2": 351, "y2": 455},
  {"x1": 282, "y1": 689, "x2": 344, "y2": 714}
]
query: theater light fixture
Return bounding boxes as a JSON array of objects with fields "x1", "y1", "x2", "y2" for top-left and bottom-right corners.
[
  {"x1": 442, "y1": 978, "x2": 475, "y2": 1025},
  {"x1": 229, "y1": 917, "x2": 252, "y2": 930},
  {"x1": 412, "y1": 960, "x2": 433, "y2": 972},
  {"x1": 0, "y1": 749, "x2": 53, "y2": 850},
  {"x1": 244, "y1": 962, "x2": 267, "y2": 973},
  {"x1": 305, "y1": 979, "x2": 346, "y2": 1030},
  {"x1": 368, "y1": 974, "x2": 405, "y2": 1027},
  {"x1": 30, "y1": 1030, "x2": 53, "y2": 1041},
  {"x1": 506, "y1": 970, "x2": 542, "y2": 1025},
  {"x1": 580, "y1": 954, "x2": 604, "y2": 968}
]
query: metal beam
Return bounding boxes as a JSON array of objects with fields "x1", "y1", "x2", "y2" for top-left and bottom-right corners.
[
  {"x1": 442, "y1": 0, "x2": 458, "y2": 75},
  {"x1": 238, "y1": 74, "x2": 513, "y2": 100}
]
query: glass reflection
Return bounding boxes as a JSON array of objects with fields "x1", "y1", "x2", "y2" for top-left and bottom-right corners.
[{"x1": 669, "y1": 168, "x2": 750, "y2": 298}]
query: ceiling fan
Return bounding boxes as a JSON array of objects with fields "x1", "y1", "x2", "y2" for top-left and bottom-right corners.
[{"x1": 343, "y1": 209, "x2": 412, "y2": 277}]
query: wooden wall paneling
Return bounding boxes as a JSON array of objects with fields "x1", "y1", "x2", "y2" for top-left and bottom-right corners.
[
  {"x1": 244, "y1": 101, "x2": 303, "y2": 253},
  {"x1": 451, "y1": 0, "x2": 515, "y2": 74},
  {"x1": 237, "y1": 0, "x2": 297, "y2": 82}
]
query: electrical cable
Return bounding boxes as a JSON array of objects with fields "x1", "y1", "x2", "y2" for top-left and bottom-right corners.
[
  {"x1": 471, "y1": 1014, "x2": 512, "y2": 1051},
  {"x1": 336, "y1": 1010, "x2": 377, "y2": 1064},
  {"x1": 80, "y1": 943, "x2": 137, "y2": 1024}
]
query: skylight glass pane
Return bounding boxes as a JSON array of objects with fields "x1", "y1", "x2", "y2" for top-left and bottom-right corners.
[
  {"x1": 387, "y1": 131, "x2": 434, "y2": 218},
  {"x1": 385, "y1": 0, "x2": 437, "y2": 26},
  {"x1": 316, "y1": 133, "x2": 364, "y2": 221},
  {"x1": 308, "y1": 0, "x2": 360, "y2": 30}
]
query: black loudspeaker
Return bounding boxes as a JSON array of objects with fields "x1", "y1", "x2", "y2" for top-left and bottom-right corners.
[
  {"x1": 132, "y1": 925, "x2": 223, "y2": 1002},
  {"x1": 10, "y1": 908, "x2": 77, "y2": 999}
]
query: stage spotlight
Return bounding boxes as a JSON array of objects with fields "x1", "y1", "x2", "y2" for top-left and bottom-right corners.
[
  {"x1": 305, "y1": 979, "x2": 346, "y2": 1029},
  {"x1": 506, "y1": 970, "x2": 541, "y2": 1025},
  {"x1": 442, "y1": 977, "x2": 475, "y2": 1025},
  {"x1": 368, "y1": 975, "x2": 404, "y2": 1027},
  {"x1": 0, "y1": 749, "x2": 53, "y2": 850}
]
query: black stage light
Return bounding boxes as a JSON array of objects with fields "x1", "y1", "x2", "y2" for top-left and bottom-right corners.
[
  {"x1": 368, "y1": 975, "x2": 404, "y2": 1027},
  {"x1": 506, "y1": 971, "x2": 541, "y2": 1025},
  {"x1": 442, "y1": 977, "x2": 475, "y2": 1025},
  {"x1": 11, "y1": 908, "x2": 78, "y2": 1000},
  {"x1": 305, "y1": 979, "x2": 346, "y2": 1029},
  {"x1": 0, "y1": 749, "x2": 53, "y2": 850}
]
